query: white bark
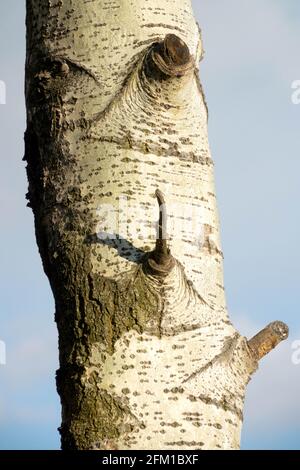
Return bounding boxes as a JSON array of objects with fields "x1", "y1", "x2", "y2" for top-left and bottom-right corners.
[{"x1": 25, "y1": 0, "x2": 288, "y2": 450}]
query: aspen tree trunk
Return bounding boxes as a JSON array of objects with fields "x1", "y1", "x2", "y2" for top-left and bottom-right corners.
[{"x1": 25, "y1": 0, "x2": 288, "y2": 450}]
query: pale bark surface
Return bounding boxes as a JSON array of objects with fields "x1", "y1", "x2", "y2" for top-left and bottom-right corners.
[{"x1": 25, "y1": 0, "x2": 288, "y2": 450}]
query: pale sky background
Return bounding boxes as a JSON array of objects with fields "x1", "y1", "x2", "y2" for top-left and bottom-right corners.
[{"x1": 0, "y1": 0, "x2": 299, "y2": 449}]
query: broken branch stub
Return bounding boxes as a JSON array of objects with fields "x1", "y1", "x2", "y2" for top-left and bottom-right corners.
[
  {"x1": 147, "y1": 190, "x2": 175, "y2": 276},
  {"x1": 248, "y1": 321, "x2": 289, "y2": 361},
  {"x1": 145, "y1": 34, "x2": 194, "y2": 78}
]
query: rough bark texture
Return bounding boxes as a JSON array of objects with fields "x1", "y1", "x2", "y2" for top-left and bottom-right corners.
[{"x1": 25, "y1": 0, "x2": 288, "y2": 450}]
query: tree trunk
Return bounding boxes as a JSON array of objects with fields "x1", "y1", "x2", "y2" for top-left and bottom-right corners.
[{"x1": 24, "y1": 0, "x2": 288, "y2": 450}]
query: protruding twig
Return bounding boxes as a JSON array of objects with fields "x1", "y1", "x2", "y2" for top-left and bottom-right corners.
[
  {"x1": 248, "y1": 321, "x2": 289, "y2": 361},
  {"x1": 146, "y1": 34, "x2": 194, "y2": 78},
  {"x1": 147, "y1": 190, "x2": 175, "y2": 276},
  {"x1": 155, "y1": 189, "x2": 168, "y2": 261}
]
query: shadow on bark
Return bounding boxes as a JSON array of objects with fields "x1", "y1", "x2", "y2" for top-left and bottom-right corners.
[{"x1": 85, "y1": 233, "x2": 146, "y2": 263}]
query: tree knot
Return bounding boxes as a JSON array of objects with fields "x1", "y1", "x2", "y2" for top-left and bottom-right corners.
[{"x1": 146, "y1": 34, "x2": 194, "y2": 79}]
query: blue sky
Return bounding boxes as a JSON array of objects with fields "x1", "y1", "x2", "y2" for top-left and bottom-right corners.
[{"x1": 0, "y1": 0, "x2": 299, "y2": 449}]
